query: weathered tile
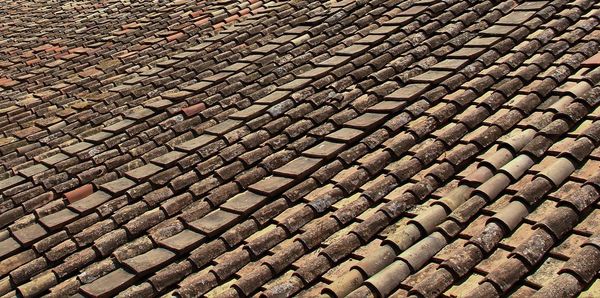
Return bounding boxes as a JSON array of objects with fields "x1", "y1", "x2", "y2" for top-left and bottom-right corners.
[
  {"x1": 68, "y1": 191, "x2": 112, "y2": 213},
  {"x1": 176, "y1": 135, "x2": 217, "y2": 152},
  {"x1": 39, "y1": 209, "x2": 79, "y2": 230},
  {"x1": 122, "y1": 248, "x2": 176, "y2": 274},
  {"x1": 248, "y1": 176, "x2": 295, "y2": 196},
  {"x1": 221, "y1": 192, "x2": 267, "y2": 215},
  {"x1": 100, "y1": 178, "x2": 136, "y2": 195},
  {"x1": 2, "y1": 0, "x2": 600, "y2": 296},
  {"x1": 188, "y1": 209, "x2": 239, "y2": 236},
  {"x1": 151, "y1": 151, "x2": 187, "y2": 167},
  {"x1": 158, "y1": 230, "x2": 205, "y2": 252},
  {"x1": 80, "y1": 269, "x2": 135, "y2": 298},
  {"x1": 125, "y1": 164, "x2": 163, "y2": 182},
  {"x1": 273, "y1": 156, "x2": 322, "y2": 178},
  {"x1": 12, "y1": 224, "x2": 47, "y2": 246},
  {"x1": 304, "y1": 141, "x2": 345, "y2": 159},
  {"x1": 386, "y1": 84, "x2": 429, "y2": 101}
]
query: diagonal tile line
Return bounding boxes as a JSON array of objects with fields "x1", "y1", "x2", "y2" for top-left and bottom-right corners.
[{"x1": 258, "y1": 1, "x2": 600, "y2": 296}]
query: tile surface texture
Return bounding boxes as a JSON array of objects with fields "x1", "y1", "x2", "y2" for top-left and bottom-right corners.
[{"x1": 0, "y1": 0, "x2": 600, "y2": 297}]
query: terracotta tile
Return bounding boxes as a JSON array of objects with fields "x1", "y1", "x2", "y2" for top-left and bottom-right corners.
[
  {"x1": 3, "y1": 0, "x2": 600, "y2": 295},
  {"x1": 500, "y1": 223, "x2": 535, "y2": 248},
  {"x1": 123, "y1": 248, "x2": 176, "y2": 274},
  {"x1": 431, "y1": 59, "x2": 469, "y2": 70},
  {"x1": 386, "y1": 83, "x2": 429, "y2": 101},
  {"x1": 465, "y1": 37, "x2": 500, "y2": 47},
  {"x1": 356, "y1": 34, "x2": 386, "y2": 45},
  {"x1": 410, "y1": 70, "x2": 452, "y2": 83},
  {"x1": 248, "y1": 176, "x2": 295, "y2": 196},
  {"x1": 183, "y1": 81, "x2": 211, "y2": 92},
  {"x1": 581, "y1": 52, "x2": 600, "y2": 66},
  {"x1": 273, "y1": 156, "x2": 322, "y2": 178},
  {"x1": 176, "y1": 135, "x2": 217, "y2": 152},
  {"x1": 68, "y1": 191, "x2": 112, "y2": 213},
  {"x1": 12, "y1": 224, "x2": 47, "y2": 246},
  {"x1": 19, "y1": 164, "x2": 49, "y2": 177},
  {"x1": 344, "y1": 113, "x2": 387, "y2": 130},
  {"x1": 498, "y1": 11, "x2": 536, "y2": 25},
  {"x1": 205, "y1": 120, "x2": 243, "y2": 135},
  {"x1": 367, "y1": 100, "x2": 407, "y2": 113},
  {"x1": 481, "y1": 25, "x2": 517, "y2": 36},
  {"x1": 80, "y1": 269, "x2": 135, "y2": 298},
  {"x1": 0, "y1": 237, "x2": 21, "y2": 259},
  {"x1": 64, "y1": 184, "x2": 94, "y2": 203},
  {"x1": 256, "y1": 91, "x2": 290, "y2": 104},
  {"x1": 229, "y1": 104, "x2": 269, "y2": 120},
  {"x1": 103, "y1": 119, "x2": 135, "y2": 133},
  {"x1": 99, "y1": 178, "x2": 136, "y2": 195},
  {"x1": 39, "y1": 209, "x2": 79, "y2": 230},
  {"x1": 385, "y1": 16, "x2": 412, "y2": 25},
  {"x1": 515, "y1": 1, "x2": 547, "y2": 10},
  {"x1": 0, "y1": 175, "x2": 25, "y2": 191},
  {"x1": 159, "y1": 230, "x2": 205, "y2": 253},
  {"x1": 298, "y1": 67, "x2": 332, "y2": 79},
  {"x1": 125, "y1": 164, "x2": 163, "y2": 182},
  {"x1": 398, "y1": 5, "x2": 427, "y2": 15},
  {"x1": 40, "y1": 153, "x2": 69, "y2": 166},
  {"x1": 188, "y1": 209, "x2": 239, "y2": 236},
  {"x1": 303, "y1": 141, "x2": 345, "y2": 159},
  {"x1": 337, "y1": 44, "x2": 370, "y2": 56},
  {"x1": 181, "y1": 103, "x2": 206, "y2": 117},
  {"x1": 507, "y1": 285, "x2": 537, "y2": 298},
  {"x1": 447, "y1": 47, "x2": 486, "y2": 59},
  {"x1": 326, "y1": 128, "x2": 364, "y2": 142},
  {"x1": 580, "y1": 278, "x2": 600, "y2": 297},
  {"x1": 571, "y1": 159, "x2": 600, "y2": 181},
  {"x1": 319, "y1": 55, "x2": 352, "y2": 67},
  {"x1": 221, "y1": 191, "x2": 267, "y2": 214},
  {"x1": 574, "y1": 209, "x2": 600, "y2": 235},
  {"x1": 525, "y1": 257, "x2": 563, "y2": 288},
  {"x1": 161, "y1": 89, "x2": 192, "y2": 101},
  {"x1": 151, "y1": 151, "x2": 187, "y2": 167},
  {"x1": 551, "y1": 233, "x2": 587, "y2": 259},
  {"x1": 321, "y1": 258, "x2": 359, "y2": 283},
  {"x1": 444, "y1": 273, "x2": 485, "y2": 297},
  {"x1": 279, "y1": 78, "x2": 312, "y2": 90}
]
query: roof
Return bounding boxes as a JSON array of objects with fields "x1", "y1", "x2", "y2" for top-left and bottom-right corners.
[{"x1": 1, "y1": 0, "x2": 600, "y2": 297}]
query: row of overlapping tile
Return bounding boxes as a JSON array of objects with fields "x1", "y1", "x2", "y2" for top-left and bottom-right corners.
[{"x1": 0, "y1": 0, "x2": 600, "y2": 297}]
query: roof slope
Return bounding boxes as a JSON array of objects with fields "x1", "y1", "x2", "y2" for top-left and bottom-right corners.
[{"x1": 1, "y1": 0, "x2": 600, "y2": 297}]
